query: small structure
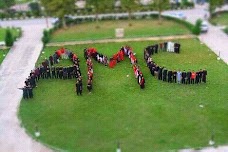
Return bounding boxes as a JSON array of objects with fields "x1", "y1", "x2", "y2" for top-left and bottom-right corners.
[{"x1": 115, "y1": 28, "x2": 124, "y2": 38}]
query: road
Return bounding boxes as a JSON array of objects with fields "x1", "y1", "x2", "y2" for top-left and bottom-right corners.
[{"x1": 0, "y1": 18, "x2": 52, "y2": 152}]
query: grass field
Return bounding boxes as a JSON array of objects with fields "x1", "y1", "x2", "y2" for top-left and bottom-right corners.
[
  {"x1": 0, "y1": 28, "x2": 21, "y2": 42},
  {"x1": 19, "y1": 38, "x2": 228, "y2": 152},
  {"x1": 210, "y1": 12, "x2": 228, "y2": 26},
  {"x1": 50, "y1": 19, "x2": 191, "y2": 42},
  {"x1": 0, "y1": 49, "x2": 9, "y2": 65}
]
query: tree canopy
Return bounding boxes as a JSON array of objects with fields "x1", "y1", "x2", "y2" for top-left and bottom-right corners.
[
  {"x1": 153, "y1": 0, "x2": 170, "y2": 21},
  {"x1": 0, "y1": 0, "x2": 15, "y2": 10},
  {"x1": 209, "y1": 0, "x2": 224, "y2": 16},
  {"x1": 40, "y1": 0, "x2": 75, "y2": 28},
  {"x1": 120, "y1": 0, "x2": 140, "y2": 20}
]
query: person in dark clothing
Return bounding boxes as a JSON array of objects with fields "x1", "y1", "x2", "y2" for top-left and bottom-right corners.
[
  {"x1": 202, "y1": 69, "x2": 207, "y2": 83},
  {"x1": 27, "y1": 85, "x2": 33, "y2": 98},
  {"x1": 51, "y1": 66, "x2": 56, "y2": 78},
  {"x1": 46, "y1": 66, "x2": 51, "y2": 79},
  {"x1": 18, "y1": 86, "x2": 29, "y2": 99},
  {"x1": 198, "y1": 69, "x2": 203, "y2": 83},
  {"x1": 63, "y1": 67, "x2": 67, "y2": 80},
  {"x1": 59, "y1": 66, "x2": 63, "y2": 79},
  {"x1": 78, "y1": 77, "x2": 83, "y2": 95},
  {"x1": 173, "y1": 70, "x2": 177, "y2": 83},
  {"x1": 49, "y1": 55, "x2": 54, "y2": 66},
  {"x1": 30, "y1": 74, "x2": 36, "y2": 88},
  {"x1": 158, "y1": 67, "x2": 163, "y2": 80},
  {"x1": 56, "y1": 66, "x2": 60, "y2": 78},
  {"x1": 186, "y1": 69, "x2": 191, "y2": 84},
  {"x1": 182, "y1": 70, "x2": 187, "y2": 84},
  {"x1": 163, "y1": 68, "x2": 167, "y2": 81},
  {"x1": 167, "y1": 70, "x2": 173, "y2": 83},
  {"x1": 40, "y1": 65, "x2": 45, "y2": 79},
  {"x1": 87, "y1": 78, "x2": 92, "y2": 93},
  {"x1": 195, "y1": 71, "x2": 199, "y2": 84}
]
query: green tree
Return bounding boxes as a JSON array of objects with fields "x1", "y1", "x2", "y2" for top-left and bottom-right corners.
[
  {"x1": 153, "y1": 0, "x2": 170, "y2": 22},
  {"x1": 40, "y1": 0, "x2": 75, "y2": 28},
  {"x1": 29, "y1": 2, "x2": 41, "y2": 17},
  {"x1": 86, "y1": 0, "x2": 113, "y2": 23},
  {"x1": 0, "y1": 0, "x2": 15, "y2": 10},
  {"x1": 5, "y1": 28, "x2": 14, "y2": 47},
  {"x1": 209, "y1": 0, "x2": 224, "y2": 17},
  {"x1": 120, "y1": 0, "x2": 140, "y2": 20}
]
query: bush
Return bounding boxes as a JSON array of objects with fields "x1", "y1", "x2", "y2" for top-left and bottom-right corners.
[
  {"x1": 42, "y1": 29, "x2": 50, "y2": 45},
  {"x1": 224, "y1": 27, "x2": 228, "y2": 34},
  {"x1": 192, "y1": 19, "x2": 202, "y2": 35},
  {"x1": 5, "y1": 28, "x2": 14, "y2": 47}
]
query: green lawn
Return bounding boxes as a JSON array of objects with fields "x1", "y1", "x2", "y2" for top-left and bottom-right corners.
[
  {"x1": 210, "y1": 12, "x2": 228, "y2": 26},
  {"x1": 0, "y1": 49, "x2": 9, "y2": 65},
  {"x1": 19, "y1": 38, "x2": 228, "y2": 152},
  {"x1": 0, "y1": 27, "x2": 21, "y2": 42},
  {"x1": 50, "y1": 19, "x2": 191, "y2": 42}
]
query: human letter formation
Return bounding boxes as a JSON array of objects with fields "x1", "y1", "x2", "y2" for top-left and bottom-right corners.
[
  {"x1": 144, "y1": 42, "x2": 207, "y2": 84},
  {"x1": 20, "y1": 43, "x2": 207, "y2": 99}
]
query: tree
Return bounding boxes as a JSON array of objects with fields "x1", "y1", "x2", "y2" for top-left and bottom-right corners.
[
  {"x1": 120, "y1": 0, "x2": 140, "y2": 20},
  {"x1": 5, "y1": 28, "x2": 14, "y2": 47},
  {"x1": 86, "y1": 0, "x2": 113, "y2": 23},
  {"x1": 209, "y1": 0, "x2": 224, "y2": 17},
  {"x1": 40, "y1": 0, "x2": 75, "y2": 28},
  {"x1": 0, "y1": 0, "x2": 15, "y2": 10},
  {"x1": 29, "y1": 2, "x2": 41, "y2": 17},
  {"x1": 153, "y1": 0, "x2": 170, "y2": 22}
]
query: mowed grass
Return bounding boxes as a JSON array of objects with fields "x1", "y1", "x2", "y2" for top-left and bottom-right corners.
[
  {"x1": 0, "y1": 49, "x2": 9, "y2": 65},
  {"x1": 19, "y1": 39, "x2": 228, "y2": 152},
  {"x1": 0, "y1": 28, "x2": 20, "y2": 42},
  {"x1": 50, "y1": 19, "x2": 191, "y2": 42},
  {"x1": 210, "y1": 12, "x2": 228, "y2": 26}
]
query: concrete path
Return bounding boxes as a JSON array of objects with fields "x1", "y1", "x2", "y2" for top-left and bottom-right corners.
[
  {"x1": 0, "y1": 19, "x2": 52, "y2": 152},
  {"x1": 165, "y1": 4, "x2": 228, "y2": 64},
  {"x1": 47, "y1": 34, "x2": 195, "y2": 46}
]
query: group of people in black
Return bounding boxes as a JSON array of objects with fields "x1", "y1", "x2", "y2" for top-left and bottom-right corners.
[
  {"x1": 20, "y1": 48, "x2": 84, "y2": 99},
  {"x1": 144, "y1": 42, "x2": 207, "y2": 84}
]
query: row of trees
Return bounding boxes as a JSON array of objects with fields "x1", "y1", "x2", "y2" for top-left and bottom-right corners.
[{"x1": 41, "y1": 0, "x2": 171, "y2": 28}]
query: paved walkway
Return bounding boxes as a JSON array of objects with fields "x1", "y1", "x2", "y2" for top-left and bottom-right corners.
[
  {"x1": 165, "y1": 4, "x2": 228, "y2": 64},
  {"x1": 47, "y1": 34, "x2": 195, "y2": 46},
  {"x1": 0, "y1": 19, "x2": 52, "y2": 152}
]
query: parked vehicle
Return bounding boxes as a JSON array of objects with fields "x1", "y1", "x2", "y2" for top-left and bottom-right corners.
[{"x1": 201, "y1": 21, "x2": 209, "y2": 33}]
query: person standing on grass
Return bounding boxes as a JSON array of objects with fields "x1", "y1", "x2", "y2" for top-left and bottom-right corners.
[
  {"x1": 177, "y1": 70, "x2": 182, "y2": 84},
  {"x1": 198, "y1": 69, "x2": 203, "y2": 83},
  {"x1": 202, "y1": 69, "x2": 207, "y2": 83},
  {"x1": 87, "y1": 78, "x2": 92, "y2": 93},
  {"x1": 186, "y1": 69, "x2": 191, "y2": 84},
  {"x1": 76, "y1": 80, "x2": 80, "y2": 95},
  {"x1": 18, "y1": 86, "x2": 29, "y2": 99},
  {"x1": 173, "y1": 69, "x2": 177, "y2": 83},
  {"x1": 191, "y1": 70, "x2": 196, "y2": 84},
  {"x1": 167, "y1": 70, "x2": 173, "y2": 83},
  {"x1": 182, "y1": 70, "x2": 186, "y2": 84}
]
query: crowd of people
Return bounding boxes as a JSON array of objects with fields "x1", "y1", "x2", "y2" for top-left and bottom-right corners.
[
  {"x1": 20, "y1": 48, "x2": 83, "y2": 99},
  {"x1": 144, "y1": 42, "x2": 207, "y2": 84},
  {"x1": 120, "y1": 46, "x2": 145, "y2": 89},
  {"x1": 19, "y1": 42, "x2": 205, "y2": 99}
]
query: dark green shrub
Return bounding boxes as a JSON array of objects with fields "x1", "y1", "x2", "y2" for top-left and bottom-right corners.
[
  {"x1": 5, "y1": 28, "x2": 14, "y2": 47},
  {"x1": 224, "y1": 27, "x2": 228, "y2": 34},
  {"x1": 42, "y1": 29, "x2": 50, "y2": 45},
  {"x1": 192, "y1": 19, "x2": 202, "y2": 35}
]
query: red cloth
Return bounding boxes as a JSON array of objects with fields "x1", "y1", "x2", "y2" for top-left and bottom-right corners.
[
  {"x1": 191, "y1": 72, "x2": 196, "y2": 79},
  {"x1": 60, "y1": 48, "x2": 65, "y2": 54},
  {"x1": 119, "y1": 51, "x2": 124, "y2": 61},
  {"x1": 109, "y1": 59, "x2": 116, "y2": 68},
  {"x1": 72, "y1": 54, "x2": 77, "y2": 61}
]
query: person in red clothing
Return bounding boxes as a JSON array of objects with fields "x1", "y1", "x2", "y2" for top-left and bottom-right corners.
[
  {"x1": 191, "y1": 70, "x2": 196, "y2": 84},
  {"x1": 140, "y1": 76, "x2": 145, "y2": 89}
]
